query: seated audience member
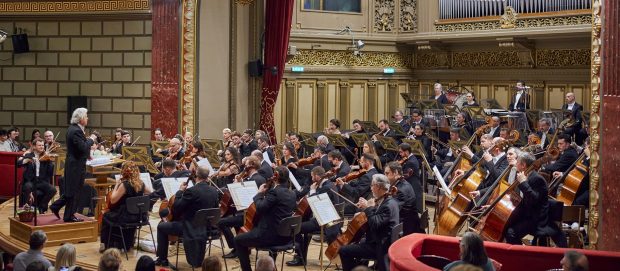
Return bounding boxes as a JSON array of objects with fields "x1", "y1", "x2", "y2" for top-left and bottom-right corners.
[
  {"x1": 26, "y1": 261, "x2": 47, "y2": 271},
  {"x1": 13, "y1": 230, "x2": 52, "y2": 271},
  {"x1": 561, "y1": 250, "x2": 589, "y2": 271},
  {"x1": 443, "y1": 232, "x2": 495, "y2": 271},
  {"x1": 255, "y1": 255, "x2": 275, "y2": 271},
  {"x1": 201, "y1": 256, "x2": 222, "y2": 271},
  {"x1": 98, "y1": 248, "x2": 122, "y2": 271},
  {"x1": 134, "y1": 256, "x2": 155, "y2": 271},
  {"x1": 49, "y1": 243, "x2": 81, "y2": 271}
]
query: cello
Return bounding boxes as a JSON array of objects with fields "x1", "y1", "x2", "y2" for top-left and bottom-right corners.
[
  {"x1": 550, "y1": 152, "x2": 588, "y2": 206},
  {"x1": 324, "y1": 189, "x2": 369, "y2": 262},
  {"x1": 238, "y1": 171, "x2": 279, "y2": 233}
]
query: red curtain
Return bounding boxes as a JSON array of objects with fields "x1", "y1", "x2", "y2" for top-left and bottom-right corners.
[{"x1": 259, "y1": 0, "x2": 295, "y2": 144}]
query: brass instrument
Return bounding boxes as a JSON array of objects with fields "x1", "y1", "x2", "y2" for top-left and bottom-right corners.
[{"x1": 559, "y1": 117, "x2": 575, "y2": 131}]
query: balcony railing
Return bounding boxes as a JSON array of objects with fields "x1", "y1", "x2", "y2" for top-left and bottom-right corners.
[{"x1": 439, "y1": 0, "x2": 591, "y2": 20}]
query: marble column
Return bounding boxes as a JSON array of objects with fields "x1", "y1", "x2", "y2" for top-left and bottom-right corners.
[{"x1": 150, "y1": 0, "x2": 180, "y2": 138}]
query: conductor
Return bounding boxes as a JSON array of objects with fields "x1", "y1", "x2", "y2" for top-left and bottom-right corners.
[{"x1": 50, "y1": 108, "x2": 98, "y2": 222}]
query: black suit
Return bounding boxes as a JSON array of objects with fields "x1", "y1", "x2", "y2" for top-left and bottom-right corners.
[
  {"x1": 542, "y1": 147, "x2": 578, "y2": 174},
  {"x1": 487, "y1": 125, "x2": 501, "y2": 138},
  {"x1": 434, "y1": 94, "x2": 449, "y2": 107},
  {"x1": 478, "y1": 154, "x2": 509, "y2": 192},
  {"x1": 235, "y1": 185, "x2": 297, "y2": 271},
  {"x1": 50, "y1": 123, "x2": 94, "y2": 221},
  {"x1": 339, "y1": 196, "x2": 399, "y2": 271},
  {"x1": 508, "y1": 91, "x2": 531, "y2": 112},
  {"x1": 341, "y1": 168, "x2": 377, "y2": 201},
  {"x1": 402, "y1": 155, "x2": 422, "y2": 213},
  {"x1": 395, "y1": 120, "x2": 410, "y2": 135},
  {"x1": 381, "y1": 129, "x2": 396, "y2": 138},
  {"x1": 156, "y1": 181, "x2": 219, "y2": 267},
  {"x1": 19, "y1": 153, "x2": 57, "y2": 212},
  {"x1": 536, "y1": 129, "x2": 554, "y2": 150},
  {"x1": 393, "y1": 178, "x2": 422, "y2": 234},
  {"x1": 240, "y1": 140, "x2": 258, "y2": 157},
  {"x1": 506, "y1": 171, "x2": 565, "y2": 247},
  {"x1": 258, "y1": 160, "x2": 274, "y2": 180},
  {"x1": 150, "y1": 170, "x2": 192, "y2": 203},
  {"x1": 561, "y1": 103, "x2": 584, "y2": 144}
]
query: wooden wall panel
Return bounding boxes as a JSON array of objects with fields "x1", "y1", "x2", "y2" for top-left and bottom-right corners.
[
  {"x1": 349, "y1": 83, "x2": 368, "y2": 126},
  {"x1": 327, "y1": 81, "x2": 339, "y2": 122},
  {"x1": 493, "y1": 85, "x2": 510, "y2": 109},
  {"x1": 547, "y1": 85, "x2": 566, "y2": 109},
  {"x1": 297, "y1": 81, "x2": 316, "y2": 133}
]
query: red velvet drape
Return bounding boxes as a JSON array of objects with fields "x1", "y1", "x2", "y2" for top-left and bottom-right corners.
[{"x1": 258, "y1": 0, "x2": 295, "y2": 144}]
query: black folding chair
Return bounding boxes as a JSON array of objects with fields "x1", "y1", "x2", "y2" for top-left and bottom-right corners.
[
  {"x1": 255, "y1": 215, "x2": 304, "y2": 271},
  {"x1": 104, "y1": 195, "x2": 155, "y2": 260}
]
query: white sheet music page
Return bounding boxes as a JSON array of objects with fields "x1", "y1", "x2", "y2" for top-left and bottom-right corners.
[
  {"x1": 115, "y1": 173, "x2": 153, "y2": 192},
  {"x1": 288, "y1": 170, "x2": 302, "y2": 191},
  {"x1": 262, "y1": 151, "x2": 273, "y2": 165},
  {"x1": 161, "y1": 177, "x2": 192, "y2": 200},
  {"x1": 432, "y1": 166, "x2": 452, "y2": 195},
  {"x1": 308, "y1": 193, "x2": 340, "y2": 226},
  {"x1": 196, "y1": 158, "x2": 216, "y2": 176},
  {"x1": 227, "y1": 181, "x2": 258, "y2": 210}
]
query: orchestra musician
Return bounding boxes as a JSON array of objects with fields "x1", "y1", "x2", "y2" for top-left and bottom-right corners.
[
  {"x1": 18, "y1": 138, "x2": 57, "y2": 213},
  {"x1": 486, "y1": 116, "x2": 501, "y2": 138},
  {"x1": 222, "y1": 128, "x2": 232, "y2": 148},
  {"x1": 561, "y1": 92, "x2": 584, "y2": 145},
  {"x1": 504, "y1": 152, "x2": 566, "y2": 247},
  {"x1": 552, "y1": 137, "x2": 590, "y2": 207},
  {"x1": 384, "y1": 161, "x2": 422, "y2": 235},
  {"x1": 409, "y1": 124, "x2": 432, "y2": 161},
  {"x1": 154, "y1": 165, "x2": 220, "y2": 268},
  {"x1": 536, "y1": 118, "x2": 554, "y2": 149},
  {"x1": 508, "y1": 80, "x2": 531, "y2": 112},
  {"x1": 233, "y1": 166, "x2": 297, "y2": 271},
  {"x1": 540, "y1": 133, "x2": 578, "y2": 175},
  {"x1": 454, "y1": 113, "x2": 473, "y2": 138},
  {"x1": 351, "y1": 141, "x2": 383, "y2": 173},
  {"x1": 327, "y1": 150, "x2": 352, "y2": 179},
  {"x1": 377, "y1": 119, "x2": 395, "y2": 138},
  {"x1": 338, "y1": 174, "x2": 399, "y2": 271},
  {"x1": 256, "y1": 135, "x2": 275, "y2": 163},
  {"x1": 50, "y1": 108, "x2": 98, "y2": 222},
  {"x1": 409, "y1": 109, "x2": 430, "y2": 129},
  {"x1": 324, "y1": 119, "x2": 342, "y2": 135},
  {"x1": 280, "y1": 142, "x2": 299, "y2": 166},
  {"x1": 433, "y1": 83, "x2": 449, "y2": 106},
  {"x1": 240, "y1": 129, "x2": 258, "y2": 157},
  {"x1": 150, "y1": 159, "x2": 191, "y2": 207},
  {"x1": 286, "y1": 166, "x2": 341, "y2": 266},
  {"x1": 219, "y1": 156, "x2": 266, "y2": 259},
  {"x1": 470, "y1": 147, "x2": 520, "y2": 200},
  {"x1": 398, "y1": 143, "x2": 423, "y2": 215},
  {"x1": 100, "y1": 161, "x2": 151, "y2": 251},
  {"x1": 251, "y1": 149, "x2": 274, "y2": 180},
  {"x1": 180, "y1": 141, "x2": 207, "y2": 170},
  {"x1": 462, "y1": 92, "x2": 479, "y2": 107},
  {"x1": 229, "y1": 131, "x2": 243, "y2": 155},
  {"x1": 288, "y1": 133, "x2": 305, "y2": 159},
  {"x1": 467, "y1": 138, "x2": 509, "y2": 199},
  {"x1": 42, "y1": 130, "x2": 58, "y2": 151},
  {"x1": 316, "y1": 135, "x2": 336, "y2": 154},
  {"x1": 433, "y1": 129, "x2": 461, "y2": 175},
  {"x1": 499, "y1": 128, "x2": 511, "y2": 141},
  {"x1": 393, "y1": 110, "x2": 410, "y2": 133},
  {"x1": 110, "y1": 128, "x2": 122, "y2": 154},
  {"x1": 336, "y1": 153, "x2": 379, "y2": 214},
  {"x1": 156, "y1": 138, "x2": 185, "y2": 162},
  {"x1": 113, "y1": 130, "x2": 131, "y2": 155},
  {"x1": 153, "y1": 128, "x2": 166, "y2": 141},
  {"x1": 213, "y1": 147, "x2": 241, "y2": 187}
]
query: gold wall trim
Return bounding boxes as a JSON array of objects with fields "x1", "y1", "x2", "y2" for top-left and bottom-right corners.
[
  {"x1": 536, "y1": 49, "x2": 591, "y2": 68},
  {"x1": 180, "y1": 0, "x2": 198, "y2": 134},
  {"x1": 435, "y1": 14, "x2": 592, "y2": 32},
  {"x1": 416, "y1": 49, "x2": 590, "y2": 69},
  {"x1": 588, "y1": 0, "x2": 601, "y2": 250},
  {"x1": 287, "y1": 49, "x2": 414, "y2": 68},
  {"x1": 0, "y1": 0, "x2": 150, "y2": 14}
]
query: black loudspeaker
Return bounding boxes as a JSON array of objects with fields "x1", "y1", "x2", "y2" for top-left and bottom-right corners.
[
  {"x1": 12, "y1": 33, "x2": 29, "y2": 54},
  {"x1": 67, "y1": 96, "x2": 87, "y2": 124},
  {"x1": 248, "y1": 59, "x2": 263, "y2": 77}
]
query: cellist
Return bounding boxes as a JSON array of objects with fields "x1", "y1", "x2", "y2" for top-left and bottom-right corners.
[
  {"x1": 338, "y1": 174, "x2": 399, "y2": 271},
  {"x1": 504, "y1": 152, "x2": 566, "y2": 247}
]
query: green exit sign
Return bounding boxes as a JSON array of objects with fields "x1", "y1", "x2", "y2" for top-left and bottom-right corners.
[
  {"x1": 291, "y1": 66, "x2": 304, "y2": 72},
  {"x1": 383, "y1": 68, "x2": 395, "y2": 74}
]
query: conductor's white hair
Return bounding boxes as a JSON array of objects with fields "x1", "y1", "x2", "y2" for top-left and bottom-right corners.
[
  {"x1": 70, "y1": 108, "x2": 88, "y2": 124},
  {"x1": 372, "y1": 174, "x2": 391, "y2": 191}
]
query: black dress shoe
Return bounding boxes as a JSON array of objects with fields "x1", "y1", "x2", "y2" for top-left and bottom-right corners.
[
  {"x1": 286, "y1": 256, "x2": 305, "y2": 266},
  {"x1": 50, "y1": 206, "x2": 60, "y2": 219},
  {"x1": 64, "y1": 217, "x2": 83, "y2": 223},
  {"x1": 222, "y1": 249, "x2": 237, "y2": 259},
  {"x1": 154, "y1": 258, "x2": 170, "y2": 267}
]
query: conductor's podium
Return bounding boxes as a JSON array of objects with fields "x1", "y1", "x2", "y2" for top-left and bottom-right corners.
[{"x1": 389, "y1": 234, "x2": 620, "y2": 271}]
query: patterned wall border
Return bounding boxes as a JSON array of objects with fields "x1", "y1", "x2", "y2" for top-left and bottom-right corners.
[
  {"x1": 588, "y1": 0, "x2": 601, "y2": 250},
  {"x1": 286, "y1": 49, "x2": 414, "y2": 68},
  {"x1": 415, "y1": 49, "x2": 590, "y2": 69},
  {"x1": 0, "y1": 0, "x2": 150, "y2": 14},
  {"x1": 180, "y1": 0, "x2": 198, "y2": 134},
  {"x1": 435, "y1": 14, "x2": 592, "y2": 32}
]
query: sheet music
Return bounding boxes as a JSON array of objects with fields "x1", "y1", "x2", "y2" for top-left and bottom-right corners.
[
  {"x1": 308, "y1": 193, "x2": 340, "y2": 226},
  {"x1": 197, "y1": 158, "x2": 216, "y2": 176},
  {"x1": 115, "y1": 173, "x2": 153, "y2": 192},
  {"x1": 227, "y1": 181, "x2": 258, "y2": 210},
  {"x1": 432, "y1": 166, "x2": 452, "y2": 195},
  {"x1": 161, "y1": 177, "x2": 192, "y2": 200},
  {"x1": 288, "y1": 170, "x2": 302, "y2": 191},
  {"x1": 262, "y1": 151, "x2": 273, "y2": 165}
]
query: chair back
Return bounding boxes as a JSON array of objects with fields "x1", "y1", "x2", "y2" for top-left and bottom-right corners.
[
  {"x1": 277, "y1": 215, "x2": 302, "y2": 238},
  {"x1": 416, "y1": 255, "x2": 451, "y2": 269},
  {"x1": 391, "y1": 223, "x2": 403, "y2": 244},
  {"x1": 562, "y1": 205, "x2": 585, "y2": 225},
  {"x1": 548, "y1": 199, "x2": 564, "y2": 222},
  {"x1": 192, "y1": 208, "x2": 221, "y2": 228},
  {"x1": 419, "y1": 209, "x2": 429, "y2": 232},
  {"x1": 125, "y1": 195, "x2": 150, "y2": 219}
]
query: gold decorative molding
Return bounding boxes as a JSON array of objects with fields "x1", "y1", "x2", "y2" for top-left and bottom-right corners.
[
  {"x1": 339, "y1": 81, "x2": 350, "y2": 88},
  {"x1": 374, "y1": 0, "x2": 395, "y2": 32},
  {"x1": 416, "y1": 52, "x2": 450, "y2": 69},
  {"x1": 316, "y1": 81, "x2": 327, "y2": 88},
  {"x1": 0, "y1": 0, "x2": 150, "y2": 14},
  {"x1": 500, "y1": 6, "x2": 517, "y2": 29},
  {"x1": 285, "y1": 81, "x2": 296, "y2": 88},
  {"x1": 287, "y1": 49, "x2": 414, "y2": 68},
  {"x1": 588, "y1": 0, "x2": 601, "y2": 250},
  {"x1": 235, "y1": 0, "x2": 254, "y2": 5},
  {"x1": 536, "y1": 49, "x2": 591, "y2": 68},
  {"x1": 367, "y1": 81, "x2": 377, "y2": 87},
  {"x1": 435, "y1": 14, "x2": 592, "y2": 32},
  {"x1": 452, "y1": 51, "x2": 523, "y2": 68},
  {"x1": 180, "y1": 0, "x2": 198, "y2": 134},
  {"x1": 399, "y1": 0, "x2": 418, "y2": 32}
]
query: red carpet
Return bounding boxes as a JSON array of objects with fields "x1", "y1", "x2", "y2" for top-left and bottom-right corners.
[{"x1": 19, "y1": 213, "x2": 94, "y2": 226}]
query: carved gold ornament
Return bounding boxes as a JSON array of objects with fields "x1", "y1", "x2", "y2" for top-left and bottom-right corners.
[
  {"x1": 374, "y1": 0, "x2": 394, "y2": 32},
  {"x1": 399, "y1": 0, "x2": 418, "y2": 32},
  {"x1": 0, "y1": 0, "x2": 150, "y2": 14},
  {"x1": 500, "y1": 6, "x2": 517, "y2": 29},
  {"x1": 415, "y1": 49, "x2": 589, "y2": 69},
  {"x1": 235, "y1": 0, "x2": 254, "y2": 5},
  {"x1": 588, "y1": 0, "x2": 601, "y2": 250},
  {"x1": 436, "y1": 14, "x2": 592, "y2": 32},
  {"x1": 536, "y1": 49, "x2": 591, "y2": 68},
  {"x1": 287, "y1": 49, "x2": 413, "y2": 68},
  {"x1": 180, "y1": 0, "x2": 198, "y2": 134}
]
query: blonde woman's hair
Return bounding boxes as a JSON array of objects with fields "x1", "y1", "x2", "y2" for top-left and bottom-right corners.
[
  {"x1": 121, "y1": 161, "x2": 142, "y2": 192},
  {"x1": 54, "y1": 243, "x2": 77, "y2": 270}
]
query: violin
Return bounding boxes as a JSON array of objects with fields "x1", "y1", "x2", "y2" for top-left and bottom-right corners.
[
  {"x1": 293, "y1": 156, "x2": 318, "y2": 168},
  {"x1": 337, "y1": 169, "x2": 368, "y2": 183}
]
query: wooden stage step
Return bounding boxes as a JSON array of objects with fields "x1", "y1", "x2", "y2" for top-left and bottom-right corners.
[{"x1": 9, "y1": 213, "x2": 98, "y2": 246}]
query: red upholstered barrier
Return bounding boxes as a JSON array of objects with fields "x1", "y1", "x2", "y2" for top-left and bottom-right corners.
[
  {"x1": 0, "y1": 151, "x2": 24, "y2": 200},
  {"x1": 389, "y1": 234, "x2": 620, "y2": 271}
]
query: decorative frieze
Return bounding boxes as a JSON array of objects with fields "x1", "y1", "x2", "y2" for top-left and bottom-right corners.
[
  {"x1": 287, "y1": 50, "x2": 413, "y2": 68},
  {"x1": 0, "y1": 0, "x2": 150, "y2": 14}
]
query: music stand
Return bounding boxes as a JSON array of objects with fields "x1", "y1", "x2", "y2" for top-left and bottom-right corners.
[
  {"x1": 526, "y1": 109, "x2": 541, "y2": 131},
  {"x1": 350, "y1": 133, "x2": 370, "y2": 147},
  {"x1": 443, "y1": 105, "x2": 460, "y2": 116},
  {"x1": 150, "y1": 141, "x2": 169, "y2": 158},
  {"x1": 122, "y1": 146, "x2": 160, "y2": 174},
  {"x1": 448, "y1": 140, "x2": 466, "y2": 151},
  {"x1": 201, "y1": 139, "x2": 224, "y2": 152},
  {"x1": 387, "y1": 123, "x2": 407, "y2": 137},
  {"x1": 463, "y1": 106, "x2": 486, "y2": 119},
  {"x1": 325, "y1": 134, "x2": 347, "y2": 148},
  {"x1": 479, "y1": 99, "x2": 503, "y2": 110},
  {"x1": 416, "y1": 99, "x2": 438, "y2": 111},
  {"x1": 358, "y1": 121, "x2": 380, "y2": 133},
  {"x1": 400, "y1": 93, "x2": 414, "y2": 104},
  {"x1": 376, "y1": 135, "x2": 399, "y2": 152},
  {"x1": 298, "y1": 132, "x2": 317, "y2": 147}
]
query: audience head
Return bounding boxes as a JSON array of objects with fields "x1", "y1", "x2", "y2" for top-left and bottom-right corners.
[
  {"x1": 135, "y1": 255, "x2": 155, "y2": 271},
  {"x1": 561, "y1": 250, "x2": 588, "y2": 271},
  {"x1": 459, "y1": 232, "x2": 489, "y2": 267},
  {"x1": 255, "y1": 255, "x2": 275, "y2": 271},
  {"x1": 201, "y1": 256, "x2": 221, "y2": 271},
  {"x1": 98, "y1": 248, "x2": 122, "y2": 271},
  {"x1": 25, "y1": 261, "x2": 46, "y2": 271},
  {"x1": 29, "y1": 230, "x2": 47, "y2": 250},
  {"x1": 0, "y1": 129, "x2": 7, "y2": 140},
  {"x1": 54, "y1": 243, "x2": 77, "y2": 270}
]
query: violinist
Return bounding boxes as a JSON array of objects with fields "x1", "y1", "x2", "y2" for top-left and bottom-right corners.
[
  {"x1": 150, "y1": 159, "x2": 191, "y2": 206},
  {"x1": 230, "y1": 131, "x2": 243, "y2": 154},
  {"x1": 499, "y1": 128, "x2": 511, "y2": 141},
  {"x1": 257, "y1": 135, "x2": 275, "y2": 163},
  {"x1": 156, "y1": 138, "x2": 184, "y2": 162},
  {"x1": 240, "y1": 129, "x2": 258, "y2": 157},
  {"x1": 213, "y1": 147, "x2": 241, "y2": 187},
  {"x1": 280, "y1": 142, "x2": 299, "y2": 166},
  {"x1": 504, "y1": 152, "x2": 566, "y2": 247},
  {"x1": 153, "y1": 128, "x2": 166, "y2": 141},
  {"x1": 219, "y1": 156, "x2": 265, "y2": 259},
  {"x1": 540, "y1": 134, "x2": 578, "y2": 175},
  {"x1": 384, "y1": 162, "x2": 422, "y2": 234},
  {"x1": 18, "y1": 138, "x2": 57, "y2": 213},
  {"x1": 398, "y1": 143, "x2": 423, "y2": 214},
  {"x1": 486, "y1": 116, "x2": 501, "y2": 138},
  {"x1": 183, "y1": 131, "x2": 193, "y2": 146},
  {"x1": 113, "y1": 130, "x2": 131, "y2": 155},
  {"x1": 327, "y1": 150, "x2": 351, "y2": 179},
  {"x1": 100, "y1": 161, "x2": 151, "y2": 251},
  {"x1": 43, "y1": 130, "x2": 59, "y2": 152},
  {"x1": 252, "y1": 149, "x2": 274, "y2": 180},
  {"x1": 287, "y1": 166, "x2": 341, "y2": 267},
  {"x1": 110, "y1": 128, "x2": 122, "y2": 153},
  {"x1": 338, "y1": 174, "x2": 399, "y2": 271},
  {"x1": 234, "y1": 166, "x2": 297, "y2": 271},
  {"x1": 180, "y1": 141, "x2": 206, "y2": 170},
  {"x1": 222, "y1": 128, "x2": 232, "y2": 148},
  {"x1": 30, "y1": 129, "x2": 41, "y2": 146},
  {"x1": 288, "y1": 133, "x2": 305, "y2": 159},
  {"x1": 155, "y1": 165, "x2": 220, "y2": 268},
  {"x1": 336, "y1": 153, "x2": 378, "y2": 213}
]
